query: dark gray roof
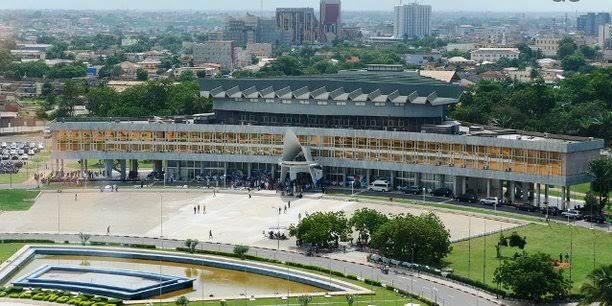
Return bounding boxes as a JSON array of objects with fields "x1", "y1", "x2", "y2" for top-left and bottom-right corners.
[{"x1": 199, "y1": 71, "x2": 464, "y2": 105}]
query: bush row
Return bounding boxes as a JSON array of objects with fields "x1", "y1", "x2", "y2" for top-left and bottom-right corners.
[{"x1": 0, "y1": 287, "x2": 123, "y2": 306}]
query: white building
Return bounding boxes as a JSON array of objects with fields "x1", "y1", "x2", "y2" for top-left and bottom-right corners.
[
  {"x1": 470, "y1": 48, "x2": 520, "y2": 63},
  {"x1": 599, "y1": 24, "x2": 612, "y2": 49},
  {"x1": 193, "y1": 41, "x2": 235, "y2": 70},
  {"x1": 246, "y1": 43, "x2": 273, "y2": 58},
  {"x1": 393, "y1": 3, "x2": 431, "y2": 39}
]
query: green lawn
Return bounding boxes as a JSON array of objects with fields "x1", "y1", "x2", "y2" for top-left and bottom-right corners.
[
  {"x1": 445, "y1": 223, "x2": 612, "y2": 293},
  {"x1": 0, "y1": 189, "x2": 39, "y2": 211},
  {"x1": 0, "y1": 243, "x2": 25, "y2": 262},
  {"x1": 0, "y1": 151, "x2": 50, "y2": 184},
  {"x1": 135, "y1": 286, "x2": 423, "y2": 306}
]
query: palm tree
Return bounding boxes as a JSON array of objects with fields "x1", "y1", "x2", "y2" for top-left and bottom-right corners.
[
  {"x1": 586, "y1": 157, "x2": 612, "y2": 213},
  {"x1": 579, "y1": 265, "x2": 612, "y2": 306}
]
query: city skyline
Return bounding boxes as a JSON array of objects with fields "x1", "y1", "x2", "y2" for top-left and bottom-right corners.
[{"x1": 0, "y1": 0, "x2": 609, "y2": 12}]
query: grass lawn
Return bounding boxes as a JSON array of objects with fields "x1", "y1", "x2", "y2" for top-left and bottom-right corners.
[
  {"x1": 0, "y1": 243, "x2": 25, "y2": 262},
  {"x1": 135, "y1": 285, "x2": 423, "y2": 306},
  {"x1": 0, "y1": 189, "x2": 39, "y2": 211},
  {"x1": 0, "y1": 151, "x2": 50, "y2": 184},
  {"x1": 445, "y1": 223, "x2": 612, "y2": 293}
]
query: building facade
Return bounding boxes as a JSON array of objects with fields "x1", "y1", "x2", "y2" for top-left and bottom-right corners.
[
  {"x1": 49, "y1": 72, "x2": 603, "y2": 210},
  {"x1": 470, "y1": 48, "x2": 520, "y2": 63},
  {"x1": 276, "y1": 8, "x2": 320, "y2": 45},
  {"x1": 533, "y1": 36, "x2": 562, "y2": 57},
  {"x1": 192, "y1": 41, "x2": 235, "y2": 69},
  {"x1": 577, "y1": 13, "x2": 611, "y2": 36},
  {"x1": 599, "y1": 24, "x2": 612, "y2": 50},
  {"x1": 393, "y1": 3, "x2": 432, "y2": 39},
  {"x1": 320, "y1": 0, "x2": 341, "y2": 42}
]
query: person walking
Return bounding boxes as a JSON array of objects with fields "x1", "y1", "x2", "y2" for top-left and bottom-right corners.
[
  {"x1": 203, "y1": 205, "x2": 206, "y2": 214},
  {"x1": 197, "y1": 205, "x2": 200, "y2": 214},
  {"x1": 193, "y1": 206, "x2": 196, "y2": 214},
  {"x1": 288, "y1": 201, "x2": 290, "y2": 208},
  {"x1": 75, "y1": 193, "x2": 78, "y2": 201},
  {"x1": 213, "y1": 189, "x2": 216, "y2": 197},
  {"x1": 106, "y1": 226, "x2": 111, "y2": 235},
  {"x1": 209, "y1": 230, "x2": 213, "y2": 239}
]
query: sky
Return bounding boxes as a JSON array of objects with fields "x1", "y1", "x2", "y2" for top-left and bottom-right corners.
[{"x1": 0, "y1": 0, "x2": 609, "y2": 12}]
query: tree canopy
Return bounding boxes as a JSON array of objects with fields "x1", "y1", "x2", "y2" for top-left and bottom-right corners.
[
  {"x1": 494, "y1": 252, "x2": 571, "y2": 302},
  {"x1": 579, "y1": 265, "x2": 612, "y2": 306},
  {"x1": 349, "y1": 208, "x2": 388, "y2": 246},
  {"x1": 289, "y1": 211, "x2": 351, "y2": 250},
  {"x1": 370, "y1": 213, "x2": 451, "y2": 265}
]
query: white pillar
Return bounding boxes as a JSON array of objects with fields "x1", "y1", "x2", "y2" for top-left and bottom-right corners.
[
  {"x1": 510, "y1": 181, "x2": 516, "y2": 203},
  {"x1": 544, "y1": 184, "x2": 549, "y2": 205},
  {"x1": 486, "y1": 179, "x2": 491, "y2": 197},
  {"x1": 536, "y1": 183, "x2": 541, "y2": 207},
  {"x1": 119, "y1": 160, "x2": 127, "y2": 181}
]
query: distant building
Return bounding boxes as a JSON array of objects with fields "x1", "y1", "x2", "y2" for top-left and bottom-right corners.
[
  {"x1": 393, "y1": 2, "x2": 432, "y2": 40},
  {"x1": 10, "y1": 50, "x2": 45, "y2": 61},
  {"x1": 470, "y1": 48, "x2": 520, "y2": 63},
  {"x1": 445, "y1": 43, "x2": 477, "y2": 53},
  {"x1": 577, "y1": 13, "x2": 610, "y2": 36},
  {"x1": 599, "y1": 24, "x2": 612, "y2": 50},
  {"x1": 403, "y1": 52, "x2": 441, "y2": 66},
  {"x1": 503, "y1": 67, "x2": 533, "y2": 83},
  {"x1": 246, "y1": 43, "x2": 273, "y2": 58},
  {"x1": 276, "y1": 8, "x2": 320, "y2": 45},
  {"x1": 224, "y1": 14, "x2": 258, "y2": 46},
  {"x1": 479, "y1": 70, "x2": 506, "y2": 82},
  {"x1": 339, "y1": 27, "x2": 362, "y2": 41},
  {"x1": 320, "y1": 0, "x2": 341, "y2": 42},
  {"x1": 193, "y1": 41, "x2": 235, "y2": 70},
  {"x1": 533, "y1": 36, "x2": 563, "y2": 57},
  {"x1": 15, "y1": 43, "x2": 53, "y2": 53},
  {"x1": 121, "y1": 38, "x2": 138, "y2": 47}
]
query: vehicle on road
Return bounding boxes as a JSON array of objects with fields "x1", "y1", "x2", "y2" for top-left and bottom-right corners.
[
  {"x1": 479, "y1": 197, "x2": 499, "y2": 206},
  {"x1": 401, "y1": 185, "x2": 423, "y2": 195},
  {"x1": 583, "y1": 214, "x2": 606, "y2": 223},
  {"x1": 431, "y1": 187, "x2": 453, "y2": 197},
  {"x1": 1, "y1": 142, "x2": 6, "y2": 148},
  {"x1": 561, "y1": 210, "x2": 583, "y2": 219},
  {"x1": 516, "y1": 203, "x2": 539, "y2": 212},
  {"x1": 21, "y1": 154, "x2": 29, "y2": 160},
  {"x1": 368, "y1": 180, "x2": 391, "y2": 192},
  {"x1": 456, "y1": 192, "x2": 479, "y2": 203},
  {"x1": 541, "y1": 206, "x2": 562, "y2": 216}
]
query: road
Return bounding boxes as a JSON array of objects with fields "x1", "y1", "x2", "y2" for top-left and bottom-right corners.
[{"x1": 0, "y1": 232, "x2": 517, "y2": 306}]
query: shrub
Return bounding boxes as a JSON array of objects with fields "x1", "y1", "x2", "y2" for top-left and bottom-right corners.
[{"x1": 233, "y1": 245, "x2": 250, "y2": 259}]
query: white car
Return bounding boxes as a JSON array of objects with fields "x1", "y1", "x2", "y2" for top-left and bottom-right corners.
[
  {"x1": 1, "y1": 142, "x2": 6, "y2": 148},
  {"x1": 479, "y1": 197, "x2": 499, "y2": 206},
  {"x1": 21, "y1": 154, "x2": 29, "y2": 160},
  {"x1": 28, "y1": 149, "x2": 35, "y2": 155},
  {"x1": 368, "y1": 180, "x2": 391, "y2": 192},
  {"x1": 561, "y1": 210, "x2": 582, "y2": 219}
]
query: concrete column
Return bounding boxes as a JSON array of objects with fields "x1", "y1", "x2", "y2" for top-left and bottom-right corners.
[
  {"x1": 416, "y1": 172, "x2": 422, "y2": 186},
  {"x1": 561, "y1": 186, "x2": 567, "y2": 210},
  {"x1": 438, "y1": 174, "x2": 445, "y2": 189},
  {"x1": 509, "y1": 181, "x2": 516, "y2": 203},
  {"x1": 366, "y1": 169, "x2": 371, "y2": 185},
  {"x1": 119, "y1": 160, "x2": 127, "y2": 181},
  {"x1": 461, "y1": 177, "x2": 467, "y2": 194},
  {"x1": 544, "y1": 184, "x2": 549, "y2": 205},
  {"x1": 104, "y1": 159, "x2": 113, "y2": 179},
  {"x1": 162, "y1": 160, "x2": 167, "y2": 185},
  {"x1": 247, "y1": 163, "x2": 252, "y2": 178},
  {"x1": 499, "y1": 180, "x2": 505, "y2": 200},
  {"x1": 536, "y1": 183, "x2": 541, "y2": 207},
  {"x1": 79, "y1": 159, "x2": 85, "y2": 178},
  {"x1": 341, "y1": 168, "x2": 347, "y2": 186},
  {"x1": 453, "y1": 176, "x2": 460, "y2": 195},
  {"x1": 84, "y1": 159, "x2": 88, "y2": 172},
  {"x1": 566, "y1": 186, "x2": 572, "y2": 209},
  {"x1": 153, "y1": 160, "x2": 162, "y2": 173},
  {"x1": 390, "y1": 171, "x2": 395, "y2": 188},
  {"x1": 486, "y1": 179, "x2": 491, "y2": 197},
  {"x1": 223, "y1": 162, "x2": 228, "y2": 188},
  {"x1": 270, "y1": 163, "x2": 276, "y2": 179},
  {"x1": 60, "y1": 159, "x2": 64, "y2": 173}
]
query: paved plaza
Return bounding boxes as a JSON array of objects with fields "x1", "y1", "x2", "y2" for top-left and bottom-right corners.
[{"x1": 0, "y1": 190, "x2": 523, "y2": 251}]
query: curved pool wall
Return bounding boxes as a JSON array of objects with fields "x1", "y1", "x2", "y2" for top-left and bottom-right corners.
[{"x1": 0, "y1": 245, "x2": 369, "y2": 299}]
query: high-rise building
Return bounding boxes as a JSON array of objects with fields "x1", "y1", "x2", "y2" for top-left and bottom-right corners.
[
  {"x1": 393, "y1": 2, "x2": 432, "y2": 40},
  {"x1": 320, "y1": 0, "x2": 341, "y2": 42},
  {"x1": 276, "y1": 8, "x2": 320, "y2": 45},
  {"x1": 193, "y1": 41, "x2": 235, "y2": 70},
  {"x1": 599, "y1": 24, "x2": 612, "y2": 50},
  {"x1": 577, "y1": 12, "x2": 610, "y2": 36}
]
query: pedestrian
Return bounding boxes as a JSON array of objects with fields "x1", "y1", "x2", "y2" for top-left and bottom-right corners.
[
  {"x1": 193, "y1": 206, "x2": 196, "y2": 214},
  {"x1": 288, "y1": 201, "x2": 290, "y2": 208},
  {"x1": 284, "y1": 205, "x2": 287, "y2": 213},
  {"x1": 197, "y1": 205, "x2": 200, "y2": 214},
  {"x1": 279, "y1": 207, "x2": 282, "y2": 215},
  {"x1": 203, "y1": 205, "x2": 206, "y2": 214},
  {"x1": 298, "y1": 213, "x2": 302, "y2": 220},
  {"x1": 209, "y1": 230, "x2": 213, "y2": 239},
  {"x1": 213, "y1": 189, "x2": 216, "y2": 197},
  {"x1": 248, "y1": 193, "x2": 252, "y2": 199},
  {"x1": 75, "y1": 193, "x2": 78, "y2": 201},
  {"x1": 106, "y1": 226, "x2": 111, "y2": 235}
]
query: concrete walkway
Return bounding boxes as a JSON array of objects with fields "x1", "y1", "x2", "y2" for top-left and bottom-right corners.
[{"x1": 0, "y1": 233, "x2": 521, "y2": 306}]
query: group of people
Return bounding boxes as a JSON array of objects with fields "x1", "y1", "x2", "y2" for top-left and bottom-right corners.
[{"x1": 193, "y1": 204, "x2": 207, "y2": 214}]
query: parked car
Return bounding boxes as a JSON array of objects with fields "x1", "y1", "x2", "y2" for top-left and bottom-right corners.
[
  {"x1": 431, "y1": 187, "x2": 453, "y2": 197},
  {"x1": 516, "y1": 203, "x2": 539, "y2": 212},
  {"x1": 0, "y1": 142, "x2": 6, "y2": 148},
  {"x1": 540, "y1": 206, "x2": 562, "y2": 216},
  {"x1": 561, "y1": 210, "x2": 583, "y2": 219},
  {"x1": 456, "y1": 193, "x2": 479, "y2": 203},
  {"x1": 402, "y1": 185, "x2": 423, "y2": 195},
  {"x1": 479, "y1": 197, "x2": 500, "y2": 206},
  {"x1": 583, "y1": 214, "x2": 606, "y2": 224},
  {"x1": 20, "y1": 154, "x2": 29, "y2": 160},
  {"x1": 368, "y1": 180, "x2": 391, "y2": 192}
]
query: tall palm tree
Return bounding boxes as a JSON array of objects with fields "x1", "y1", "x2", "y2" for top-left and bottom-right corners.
[{"x1": 580, "y1": 265, "x2": 612, "y2": 306}]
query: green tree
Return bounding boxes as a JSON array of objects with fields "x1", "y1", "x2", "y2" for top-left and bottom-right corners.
[
  {"x1": 46, "y1": 42, "x2": 68, "y2": 59},
  {"x1": 47, "y1": 63, "x2": 86, "y2": 79},
  {"x1": 557, "y1": 37, "x2": 577, "y2": 60},
  {"x1": 507, "y1": 231, "x2": 527, "y2": 251},
  {"x1": 289, "y1": 211, "x2": 350, "y2": 250},
  {"x1": 345, "y1": 295, "x2": 355, "y2": 306},
  {"x1": 579, "y1": 265, "x2": 612, "y2": 306},
  {"x1": 370, "y1": 213, "x2": 451, "y2": 265},
  {"x1": 586, "y1": 157, "x2": 612, "y2": 212},
  {"x1": 233, "y1": 245, "x2": 249, "y2": 259},
  {"x1": 86, "y1": 85, "x2": 119, "y2": 116},
  {"x1": 298, "y1": 295, "x2": 312, "y2": 306},
  {"x1": 349, "y1": 208, "x2": 388, "y2": 246},
  {"x1": 0, "y1": 48, "x2": 12, "y2": 72},
  {"x1": 136, "y1": 68, "x2": 148, "y2": 81},
  {"x1": 56, "y1": 79, "x2": 84, "y2": 117},
  {"x1": 562, "y1": 53, "x2": 587, "y2": 72},
  {"x1": 98, "y1": 64, "x2": 122, "y2": 79},
  {"x1": 175, "y1": 296, "x2": 190, "y2": 306},
  {"x1": 493, "y1": 252, "x2": 571, "y2": 302},
  {"x1": 178, "y1": 70, "x2": 195, "y2": 82}
]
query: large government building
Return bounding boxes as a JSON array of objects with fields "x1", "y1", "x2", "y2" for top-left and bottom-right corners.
[{"x1": 50, "y1": 71, "x2": 603, "y2": 209}]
